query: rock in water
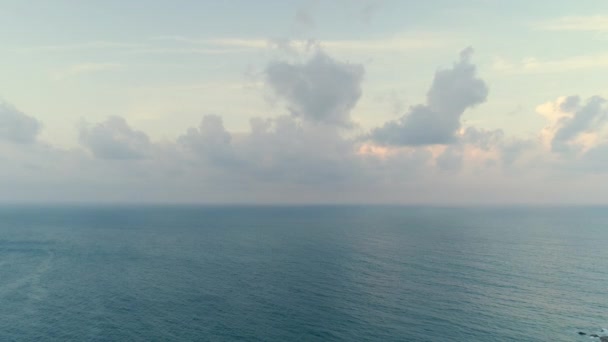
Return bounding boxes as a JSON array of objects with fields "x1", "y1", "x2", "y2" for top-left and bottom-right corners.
[
  {"x1": 590, "y1": 334, "x2": 599, "y2": 338},
  {"x1": 579, "y1": 332, "x2": 586, "y2": 335}
]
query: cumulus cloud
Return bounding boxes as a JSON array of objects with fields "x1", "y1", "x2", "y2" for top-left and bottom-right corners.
[
  {"x1": 0, "y1": 102, "x2": 41, "y2": 144},
  {"x1": 178, "y1": 114, "x2": 234, "y2": 165},
  {"x1": 553, "y1": 96, "x2": 607, "y2": 152},
  {"x1": 538, "y1": 95, "x2": 608, "y2": 154},
  {"x1": 370, "y1": 47, "x2": 488, "y2": 145},
  {"x1": 265, "y1": 52, "x2": 364, "y2": 126},
  {"x1": 79, "y1": 116, "x2": 151, "y2": 160}
]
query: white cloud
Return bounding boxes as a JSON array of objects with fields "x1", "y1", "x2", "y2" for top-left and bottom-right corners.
[
  {"x1": 156, "y1": 33, "x2": 453, "y2": 54},
  {"x1": 11, "y1": 41, "x2": 144, "y2": 53},
  {"x1": 53, "y1": 63, "x2": 123, "y2": 80},
  {"x1": 537, "y1": 95, "x2": 608, "y2": 155},
  {"x1": 492, "y1": 54, "x2": 608, "y2": 74},
  {"x1": 535, "y1": 15, "x2": 608, "y2": 32},
  {"x1": 13, "y1": 33, "x2": 452, "y2": 61}
]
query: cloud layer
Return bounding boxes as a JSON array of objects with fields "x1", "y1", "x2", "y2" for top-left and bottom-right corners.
[{"x1": 2, "y1": 47, "x2": 608, "y2": 204}]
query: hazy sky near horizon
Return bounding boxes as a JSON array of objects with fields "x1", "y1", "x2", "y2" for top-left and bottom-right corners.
[{"x1": 3, "y1": 0, "x2": 608, "y2": 204}]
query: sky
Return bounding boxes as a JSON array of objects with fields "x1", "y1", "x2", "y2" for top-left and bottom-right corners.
[{"x1": 2, "y1": 0, "x2": 608, "y2": 204}]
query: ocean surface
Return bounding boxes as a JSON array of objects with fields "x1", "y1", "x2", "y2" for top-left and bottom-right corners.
[{"x1": 0, "y1": 205, "x2": 606, "y2": 341}]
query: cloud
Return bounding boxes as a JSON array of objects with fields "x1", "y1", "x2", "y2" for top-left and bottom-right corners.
[
  {"x1": 79, "y1": 116, "x2": 151, "y2": 160},
  {"x1": 158, "y1": 34, "x2": 451, "y2": 54},
  {"x1": 238, "y1": 116, "x2": 362, "y2": 183},
  {"x1": 537, "y1": 95, "x2": 608, "y2": 154},
  {"x1": 53, "y1": 63, "x2": 123, "y2": 80},
  {"x1": 16, "y1": 38, "x2": 254, "y2": 56},
  {"x1": 461, "y1": 127, "x2": 538, "y2": 168},
  {"x1": 581, "y1": 143, "x2": 608, "y2": 172},
  {"x1": 0, "y1": 102, "x2": 42, "y2": 144},
  {"x1": 295, "y1": 10, "x2": 315, "y2": 29},
  {"x1": 535, "y1": 15, "x2": 608, "y2": 32},
  {"x1": 552, "y1": 96, "x2": 607, "y2": 151},
  {"x1": 173, "y1": 106, "x2": 429, "y2": 189},
  {"x1": 293, "y1": 1, "x2": 317, "y2": 32},
  {"x1": 11, "y1": 41, "x2": 144, "y2": 53},
  {"x1": 359, "y1": 0, "x2": 384, "y2": 23},
  {"x1": 461, "y1": 126, "x2": 504, "y2": 150},
  {"x1": 15, "y1": 32, "x2": 451, "y2": 60},
  {"x1": 6, "y1": 45, "x2": 608, "y2": 204},
  {"x1": 500, "y1": 138, "x2": 537, "y2": 167},
  {"x1": 265, "y1": 52, "x2": 364, "y2": 126},
  {"x1": 436, "y1": 145, "x2": 463, "y2": 171},
  {"x1": 178, "y1": 114, "x2": 235, "y2": 164},
  {"x1": 176, "y1": 114, "x2": 365, "y2": 185},
  {"x1": 492, "y1": 54, "x2": 608, "y2": 74},
  {"x1": 370, "y1": 47, "x2": 488, "y2": 145}
]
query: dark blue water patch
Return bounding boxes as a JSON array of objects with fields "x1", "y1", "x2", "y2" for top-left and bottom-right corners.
[{"x1": 0, "y1": 205, "x2": 606, "y2": 341}]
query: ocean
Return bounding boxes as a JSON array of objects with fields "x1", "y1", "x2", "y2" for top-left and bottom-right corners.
[{"x1": 0, "y1": 205, "x2": 606, "y2": 341}]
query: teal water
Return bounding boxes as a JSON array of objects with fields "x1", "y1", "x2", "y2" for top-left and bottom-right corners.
[{"x1": 0, "y1": 206, "x2": 606, "y2": 341}]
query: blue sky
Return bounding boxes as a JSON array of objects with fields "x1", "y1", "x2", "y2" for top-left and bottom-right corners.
[{"x1": 2, "y1": 0, "x2": 608, "y2": 204}]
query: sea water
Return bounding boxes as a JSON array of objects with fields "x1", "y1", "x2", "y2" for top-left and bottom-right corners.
[{"x1": 0, "y1": 205, "x2": 606, "y2": 341}]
